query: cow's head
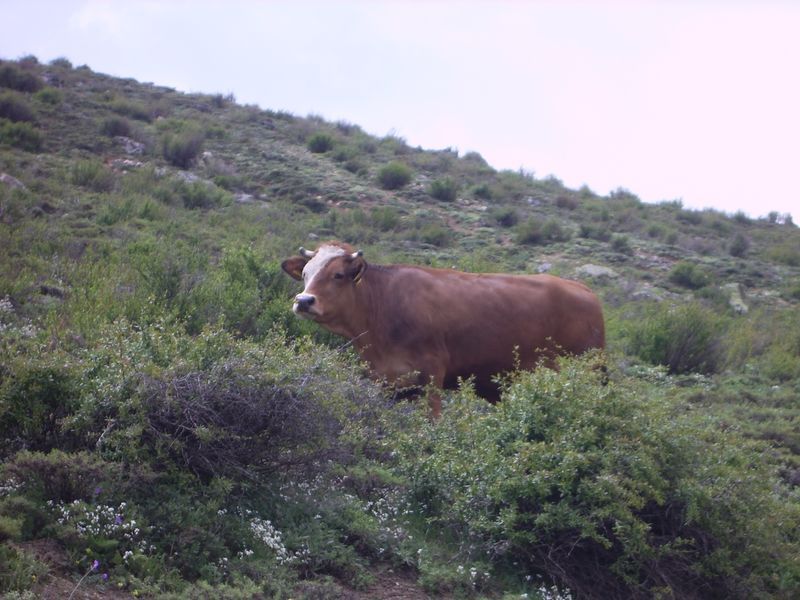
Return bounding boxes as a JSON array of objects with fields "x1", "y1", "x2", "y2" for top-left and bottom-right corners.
[{"x1": 281, "y1": 242, "x2": 367, "y2": 326}]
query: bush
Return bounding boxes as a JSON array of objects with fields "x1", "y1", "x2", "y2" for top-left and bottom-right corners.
[
  {"x1": 555, "y1": 194, "x2": 579, "y2": 210},
  {"x1": 623, "y1": 301, "x2": 726, "y2": 374},
  {"x1": 370, "y1": 206, "x2": 400, "y2": 232},
  {"x1": 579, "y1": 223, "x2": 612, "y2": 242},
  {"x1": 33, "y1": 87, "x2": 62, "y2": 105},
  {"x1": 100, "y1": 116, "x2": 132, "y2": 137},
  {"x1": 0, "y1": 121, "x2": 42, "y2": 152},
  {"x1": 69, "y1": 159, "x2": 116, "y2": 192},
  {"x1": 516, "y1": 218, "x2": 544, "y2": 245},
  {"x1": 729, "y1": 233, "x2": 750, "y2": 258},
  {"x1": 307, "y1": 132, "x2": 334, "y2": 153},
  {"x1": 429, "y1": 178, "x2": 458, "y2": 202},
  {"x1": 377, "y1": 162, "x2": 412, "y2": 190},
  {"x1": 0, "y1": 544, "x2": 48, "y2": 594},
  {"x1": 178, "y1": 180, "x2": 231, "y2": 210},
  {"x1": 390, "y1": 357, "x2": 800, "y2": 598},
  {"x1": 610, "y1": 233, "x2": 632, "y2": 254},
  {"x1": 109, "y1": 98, "x2": 151, "y2": 122},
  {"x1": 417, "y1": 223, "x2": 451, "y2": 247},
  {"x1": 473, "y1": 183, "x2": 493, "y2": 200},
  {"x1": 162, "y1": 129, "x2": 205, "y2": 169},
  {"x1": 0, "y1": 64, "x2": 42, "y2": 93},
  {"x1": 516, "y1": 218, "x2": 569, "y2": 245},
  {"x1": 489, "y1": 206, "x2": 518, "y2": 228},
  {"x1": 65, "y1": 319, "x2": 387, "y2": 480},
  {"x1": 0, "y1": 93, "x2": 35, "y2": 122},
  {"x1": 766, "y1": 241, "x2": 800, "y2": 266},
  {"x1": 1, "y1": 450, "x2": 116, "y2": 505},
  {"x1": 0, "y1": 361, "x2": 79, "y2": 454},
  {"x1": 668, "y1": 261, "x2": 710, "y2": 289}
]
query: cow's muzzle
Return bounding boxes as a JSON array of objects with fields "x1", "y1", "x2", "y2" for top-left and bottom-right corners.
[{"x1": 293, "y1": 293, "x2": 316, "y2": 315}]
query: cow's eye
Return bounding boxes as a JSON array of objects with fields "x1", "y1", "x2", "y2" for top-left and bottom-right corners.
[{"x1": 333, "y1": 272, "x2": 345, "y2": 280}]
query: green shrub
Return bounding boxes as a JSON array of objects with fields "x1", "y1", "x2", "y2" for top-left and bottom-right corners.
[
  {"x1": 178, "y1": 180, "x2": 231, "y2": 210},
  {"x1": 516, "y1": 218, "x2": 544, "y2": 245},
  {"x1": 668, "y1": 261, "x2": 710, "y2": 289},
  {"x1": 766, "y1": 241, "x2": 800, "y2": 266},
  {"x1": 610, "y1": 233, "x2": 632, "y2": 254},
  {"x1": 623, "y1": 301, "x2": 726, "y2": 374},
  {"x1": 109, "y1": 98, "x2": 151, "y2": 122},
  {"x1": 0, "y1": 64, "x2": 42, "y2": 93},
  {"x1": 100, "y1": 116, "x2": 132, "y2": 137},
  {"x1": 370, "y1": 206, "x2": 400, "y2": 232},
  {"x1": 729, "y1": 233, "x2": 750, "y2": 257},
  {"x1": 555, "y1": 194, "x2": 579, "y2": 210},
  {"x1": 516, "y1": 218, "x2": 569, "y2": 245},
  {"x1": 472, "y1": 182, "x2": 493, "y2": 200},
  {"x1": 377, "y1": 162, "x2": 412, "y2": 190},
  {"x1": 0, "y1": 121, "x2": 42, "y2": 152},
  {"x1": 1, "y1": 451, "x2": 116, "y2": 505},
  {"x1": 417, "y1": 223, "x2": 451, "y2": 247},
  {"x1": 307, "y1": 132, "x2": 334, "y2": 153},
  {"x1": 0, "y1": 93, "x2": 35, "y2": 122},
  {"x1": 429, "y1": 178, "x2": 458, "y2": 202},
  {"x1": 489, "y1": 206, "x2": 518, "y2": 228},
  {"x1": 162, "y1": 129, "x2": 205, "y2": 169},
  {"x1": 49, "y1": 57, "x2": 73, "y2": 69},
  {"x1": 33, "y1": 87, "x2": 61, "y2": 105},
  {"x1": 579, "y1": 223, "x2": 611, "y2": 242},
  {"x1": 69, "y1": 159, "x2": 116, "y2": 192},
  {"x1": 390, "y1": 357, "x2": 800, "y2": 598},
  {"x1": 0, "y1": 361, "x2": 79, "y2": 454},
  {"x1": 0, "y1": 544, "x2": 48, "y2": 594},
  {"x1": 676, "y1": 209, "x2": 703, "y2": 225}
]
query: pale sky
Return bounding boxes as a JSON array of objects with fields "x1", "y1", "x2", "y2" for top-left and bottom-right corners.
[{"x1": 2, "y1": 1, "x2": 798, "y2": 221}]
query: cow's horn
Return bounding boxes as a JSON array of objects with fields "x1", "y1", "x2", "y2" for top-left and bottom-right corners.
[
  {"x1": 299, "y1": 247, "x2": 317, "y2": 259},
  {"x1": 350, "y1": 250, "x2": 363, "y2": 259}
]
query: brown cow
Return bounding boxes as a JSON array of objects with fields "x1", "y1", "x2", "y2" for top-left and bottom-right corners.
[{"x1": 282, "y1": 241, "x2": 605, "y2": 418}]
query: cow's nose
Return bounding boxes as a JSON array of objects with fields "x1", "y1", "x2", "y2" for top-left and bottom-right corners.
[{"x1": 295, "y1": 293, "x2": 315, "y2": 311}]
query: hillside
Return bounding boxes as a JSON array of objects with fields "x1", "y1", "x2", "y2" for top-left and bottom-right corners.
[{"x1": 1, "y1": 56, "x2": 799, "y2": 599}]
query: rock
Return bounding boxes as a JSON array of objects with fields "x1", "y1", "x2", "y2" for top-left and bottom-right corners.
[
  {"x1": 114, "y1": 136, "x2": 145, "y2": 155},
  {"x1": 234, "y1": 193, "x2": 255, "y2": 204},
  {"x1": 576, "y1": 264, "x2": 619, "y2": 279},
  {"x1": 537, "y1": 262, "x2": 552, "y2": 273},
  {"x1": 631, "y1": 287, "x2": 664, "y2": 302},
  {"x1": 722, "y1": 282, "x2": 748, "y2": 314},
  {"x1": 0, "y1": 173, "x2": 27, "y2": 191},
  {"x1": 108, "y1": 158, "x2": 143, "y2": 171},
  {"x1": 175, "y1": 171, "x2": 203, "y2": 184}
]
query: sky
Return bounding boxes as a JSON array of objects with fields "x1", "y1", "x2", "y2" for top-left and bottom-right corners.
[{"x1": 1, "y1": 0, "x2": 798, "y2": 221}]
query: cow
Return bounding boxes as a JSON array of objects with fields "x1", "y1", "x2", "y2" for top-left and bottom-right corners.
[{"x1": 281, "y1": 241, "x2": 605, "y2": 418}]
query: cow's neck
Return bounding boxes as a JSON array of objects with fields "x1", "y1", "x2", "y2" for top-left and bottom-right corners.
[{"x1": 346, "y1": 265, "x2": 392, "y2": 361}]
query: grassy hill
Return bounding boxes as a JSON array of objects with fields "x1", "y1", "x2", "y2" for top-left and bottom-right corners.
[{"x1": 1, "y1": 55, "x2": 799, "y2": 599}]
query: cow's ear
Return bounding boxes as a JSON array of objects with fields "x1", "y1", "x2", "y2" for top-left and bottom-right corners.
[
  {"x1": 347, "y1": 253, "x2": 367, "y2": 284},
  {"x1": 281, "y1": 256, "x2": 307, "y2": 281}
]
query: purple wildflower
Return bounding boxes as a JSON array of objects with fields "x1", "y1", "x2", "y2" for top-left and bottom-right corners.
[{"x1": 91, "y1": 559, "x2": 100, "y2": 571}]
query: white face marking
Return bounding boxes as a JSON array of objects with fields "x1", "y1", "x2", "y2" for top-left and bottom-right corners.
[{"x1": 301, "y1": 245, "x2": 346, "y2": 291}]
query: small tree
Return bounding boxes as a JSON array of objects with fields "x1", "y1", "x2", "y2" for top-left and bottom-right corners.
[
  {"x1": 729, "y1": 233, "x2": 750, "y2": 258},
  {"x1": 162, "y1": 129, "x2": 205, "y2": 169},
  {"x1": 307, "y1": 132, "x2": 334, "y2": 153},
  {"x1": 429, "y1": 178, "x2": 458, "y2": 202},
  {"x1": 377, "y1": 162, "x2": 412, "y2": 190}
]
